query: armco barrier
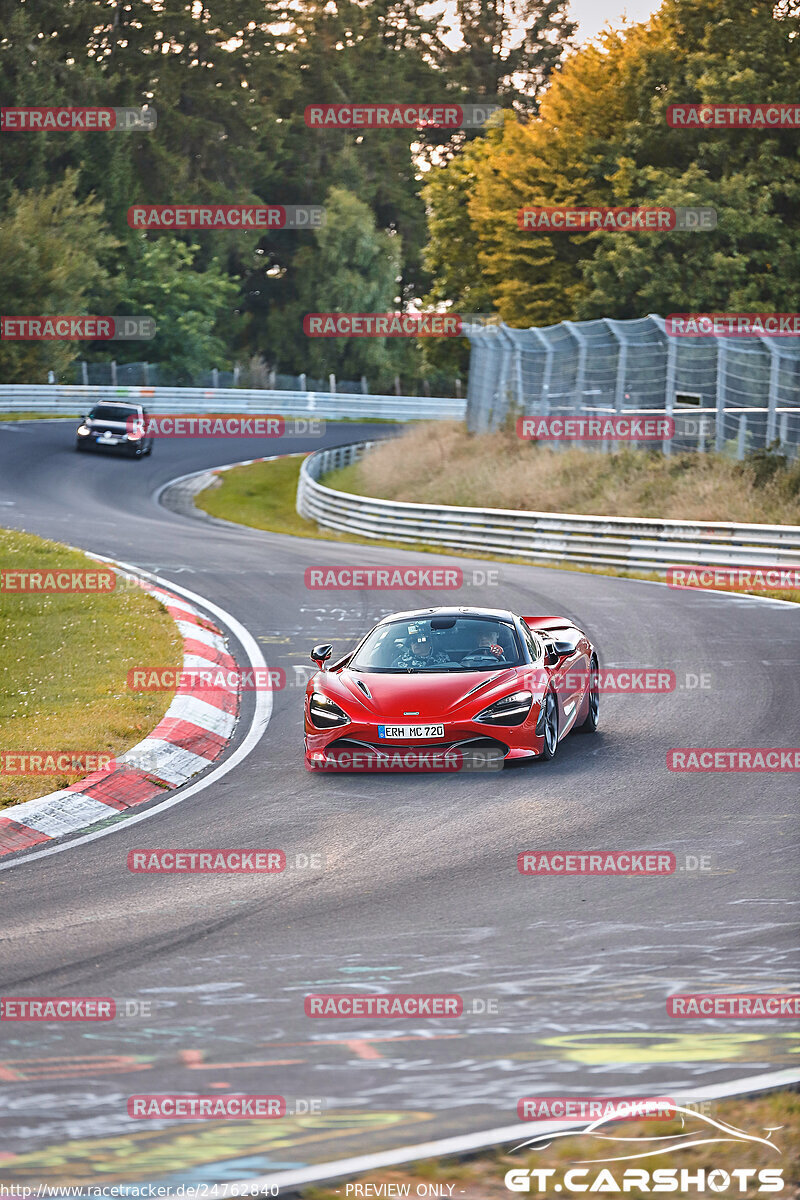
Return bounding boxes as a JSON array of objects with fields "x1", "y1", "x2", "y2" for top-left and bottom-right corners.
[
  {"x1": 296, "y1": 442, "x2": 800, "y2": 574},
  {"x1": 0, "y1": 385, "x2": 465, "y2": 422}
]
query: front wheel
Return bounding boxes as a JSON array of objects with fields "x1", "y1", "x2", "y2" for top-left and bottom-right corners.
[
  {"x1": 538, "y1": 688, "x2": 559, "y2": 760},
  {"x1": 577, "y1": 656, "x2": 599, "y2": 732}
]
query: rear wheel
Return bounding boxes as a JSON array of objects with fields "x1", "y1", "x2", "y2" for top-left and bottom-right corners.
[
  {"x1": 577, "y1": 655, "x2": 599, "y2": 732},
  {"x1": 538, "y1": 688, "x2": 559, "y2": 760}
]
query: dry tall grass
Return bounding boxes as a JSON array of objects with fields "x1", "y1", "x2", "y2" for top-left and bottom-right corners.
[{"x1": 332, "y1": 422, "x2": 800, "y2": 525}]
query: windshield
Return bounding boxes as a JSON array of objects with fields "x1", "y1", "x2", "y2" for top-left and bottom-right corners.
[
  {"x1": 349, "y1": 616, "x2": 523, "y2": 673},
  {"x1": 88, "y1": 405, "x2": 140, "y2": 423}
]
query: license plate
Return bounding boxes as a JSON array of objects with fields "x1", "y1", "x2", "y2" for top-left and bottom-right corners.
[
  {"x1": 97, "y1": 435, "x2": 120, "y2": 444},
  {"x1": 378, "y1": 724, "x2": 445, "y2": 739}
]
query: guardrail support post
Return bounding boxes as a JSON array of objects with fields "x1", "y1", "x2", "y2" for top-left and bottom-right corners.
[{"x1": 111, "y1": 360, "x2": 117, "y2": 386}]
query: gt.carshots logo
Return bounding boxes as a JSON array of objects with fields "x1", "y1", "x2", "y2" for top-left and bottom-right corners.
[
  {"x1": 518, "y1": 851, "x2": 675, "y2": 875},
  {"x1": 304, "y1": 994, "x2": 463, "y2": 1016},
  {"x1": 517, "y1": 416, "x2": 674, "y2": 441},
  {"x1": 667, "y1": 748, "x2": 800, "y2": 772},
  {"x1": 505, "y1": 1105, "x2": 784, "y2": 1193}
]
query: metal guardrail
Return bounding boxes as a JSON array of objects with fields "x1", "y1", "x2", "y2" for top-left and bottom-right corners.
[
  {"x1": 297, "y1": 442, "x2": 800, "y2": 574},
  {"x1": 0, "y1": 385, "x2": 465, "y2": 422}
]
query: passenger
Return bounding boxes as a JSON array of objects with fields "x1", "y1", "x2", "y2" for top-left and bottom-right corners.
[{"x1": 392, "y1": 632, "x2": 450, "y2": 668}]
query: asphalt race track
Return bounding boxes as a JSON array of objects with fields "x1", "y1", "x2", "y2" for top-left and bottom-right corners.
[{"x1": 1, "y1": 418, "x2": 798, "y2": 1188}]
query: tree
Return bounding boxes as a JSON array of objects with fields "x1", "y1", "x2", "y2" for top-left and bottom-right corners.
[
  {"x1": 265, "y1": 187, "x2": 414, "y2": 382},
  {"x1": 0, "y1": 174, "x2": 117, "y2": 382},
  {"x1": 431, "y1": 0, "x2": 800, "y2": 328},
  {"x1": 439, "y1": 0, "x2": 576, "y2": 113},
  {"x1": 102, "y1": 238, "x2": 241, "y2": 384}
]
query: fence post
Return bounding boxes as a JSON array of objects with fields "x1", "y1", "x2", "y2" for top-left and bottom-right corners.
[
  {"x1": 715, "y1": 339, "x2": 727, "y2": 452},
  {"x1": 233, "y1": 365, "x2": 240, "y2": 387},
  {"x1": 361, "y1": 375, "x2": 368, "y2": 395},
  {"x1": 80, "y1": 361, "x2": 89, "y2": 386},
  {"x1": 563, "y1": 321, "x2": 587, "y2": 411},
  {"x1": 531, "y1": 328, "x2": 554, "y2": 415},
  {"x1": 394, "y1": 375, "x2": 401, "y2": 396},
  {"x1": 299, "y1": 373, "x2": 307, "y2": 392},
  {"x1": 648, "y1": 314, "x2": 673, "y2": 457},
  {"x1": 211, "y1": 367, "x2": 219, "y2": 389},
  {"x1": 329, "y1": 373, "x2": 336, "y2": 394},
  {"x1": 143, "y1": 362, "x2": 150, "y2": 386},
  {"x1": 737, "y1": 411, "x2": 747, "y2": 460},
  {"x1": 455, "y1": 377, "x2": 462, "y2": 399},
  {"x1": 111, "y1": 360, "x2": 117, "y2": 386},
  {"x1": 760, "y1": 338, "x2": 780, "y2": 446}
]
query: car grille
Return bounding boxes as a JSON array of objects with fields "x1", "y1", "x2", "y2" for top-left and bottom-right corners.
[{"x1": 328, "y1": 736, "x2": 509, "y2": 758}]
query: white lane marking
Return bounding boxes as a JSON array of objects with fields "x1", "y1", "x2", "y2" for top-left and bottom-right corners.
[
  {"x1": 118, "y1": 738, "x2": 217, "y2": 785},
  {"x1": 149, "y1": 588, "x2": 199, "y2": 616},
  {"x1": 176, "y1": 619, "x2": 227, "y2": 651},
  {"x1": 220, "y1": 1067, "x2": 800, "y2": 1196},
  {"x1": 160, "y1": 692, "x2": 237, "y2": 736},
  {"x1": 7, "y1": 790, "x2": 108, "y2": 837},
  {"x1": 182, "y1": 652, "x2": 237, "y2": 673},
  {"x1": 0, "y1": 562, "x2": 272, "y2": 872}
]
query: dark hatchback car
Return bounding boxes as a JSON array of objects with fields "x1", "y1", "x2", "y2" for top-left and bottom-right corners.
[{"x1": 75, "y1": 403, "x2": 154, "y2": 458}]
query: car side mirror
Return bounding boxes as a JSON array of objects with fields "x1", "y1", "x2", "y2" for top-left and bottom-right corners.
[
  {"x1": 546, "y1": 640, "x2": 573, "y2": 664},
  {"x1": 311, "y1": 643, "x2": 333, "y2": 669}
]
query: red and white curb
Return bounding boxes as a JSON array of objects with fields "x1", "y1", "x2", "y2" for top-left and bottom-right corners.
[{"x1": 0, "y1": 570, "x2": 242, "y2": 859}]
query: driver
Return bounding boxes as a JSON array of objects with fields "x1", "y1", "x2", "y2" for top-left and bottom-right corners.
[
  {"x1": 474, "y1": 628, "x2": 505, "y2": 660},
  {"x1": 392, "y1": 631, "x2": 451, "y2": 668}
]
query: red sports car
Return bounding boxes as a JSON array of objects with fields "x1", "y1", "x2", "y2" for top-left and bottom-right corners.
[{"x1": 304, "y1": 607, "x2": 599, "y2": 771}]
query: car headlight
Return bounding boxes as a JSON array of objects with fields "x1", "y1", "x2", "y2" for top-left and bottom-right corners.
[
  {"x1": 475, "y1": 690, "x2": 533, "y2": 726},
  {"x1": 309, "y1": 692, "x2": 350, "y2": 728},
  {"x1": 77, "y1": 425, "x2": 90, "y2": 436}
]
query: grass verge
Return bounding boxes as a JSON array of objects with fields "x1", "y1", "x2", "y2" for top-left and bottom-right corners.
[
  {"x1": 0, "y1": 412, "x2": 80, "y2": 422},
  {"x1": 0, "y1": 528, "x2": 182, "y2": 809},
  {"x1": 331, "y1": 421, "x2": 800, "y2": 526},
  {"x1": 302, "y1": 1091, "x2": 799, "y2": 1200}
]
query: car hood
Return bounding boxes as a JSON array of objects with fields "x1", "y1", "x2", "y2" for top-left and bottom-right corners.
[{"x1": 324, "y1": 666, "x2": 535, "y2": 720}]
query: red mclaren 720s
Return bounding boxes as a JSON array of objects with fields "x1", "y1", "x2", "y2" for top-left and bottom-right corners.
[{"x1": 304, "y1": 607, "x2": 599, "y2": 771}]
